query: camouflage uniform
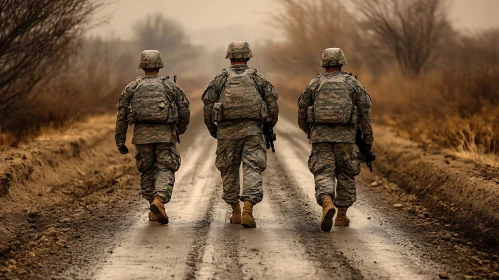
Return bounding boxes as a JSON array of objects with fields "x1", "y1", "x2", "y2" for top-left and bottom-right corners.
[
  {"x1": 202, "y1": 63, "x2": 278, "y2": 205},
  {"x1": 298, "y1": 49, "x2": 373, "y2": 209},
  {"x1": 115, "y1": 51, "x2": 190, "y2": 204}
]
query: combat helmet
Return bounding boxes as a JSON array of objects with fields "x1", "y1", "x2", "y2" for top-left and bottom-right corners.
[
  {"x1": 321, "y1": 48, "x2": 347, "y2": 67},
  {"x1": 226, "y1": 41, "x2": 253, "y2": 60},
  {"x1": 138, "y1": 50, "x2": 164, "y2": 69}
]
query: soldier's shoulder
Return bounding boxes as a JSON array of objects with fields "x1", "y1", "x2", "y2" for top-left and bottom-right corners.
[
  {"x1": 125, "y1": 77, "x2": 142, "y2": 90},
  {"x1": 213, "y1": 71, "x2": 229, "y2": 83},
  {"x1": 160, "y1": 76, "x2": 174, "y2": 85},
  {"x1": 217, "y1": 70, "x2": 229, "y2": 77},
  {"x1": 343, "y1": 73, "x2": 368, "y2": 94},
  {"x1": 307, "y1": 75, "x2": 321, "y2": 87},
  {"x1": 342, "y1": 72, "x2": 360, "y2": 84},
  {"x1": 251, "y1": 69, "x2": 267, "y2": 80},
  {"x1": 342, "y1": 72, "x2": 356, "y2": 79}
]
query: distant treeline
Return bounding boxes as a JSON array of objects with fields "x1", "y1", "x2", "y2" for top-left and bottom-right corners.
[{"x1": 262, "y1": 0, "x2": 499, "y2": 161}]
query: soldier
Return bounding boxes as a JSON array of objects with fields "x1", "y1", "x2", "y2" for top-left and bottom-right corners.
[
  {"x1": 298, "y1": 48, "x2": 374, "y2": 232},
  {"x1": 202, "y1": 41, "x2": 279, "y2": 228},
  {"x1": 115, "y1": 50, "x2": 190, "y2": 225}
]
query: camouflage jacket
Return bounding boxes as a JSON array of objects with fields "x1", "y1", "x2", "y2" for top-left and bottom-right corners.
[
  {"x1": 115, "y1": 75, "x2": 190, "y2": 145},
  {"x1": 202, "y1": 65, "x2": 279, "y2": 140},
  {"x1": 297, "y1": 72, "x2": 374, "y2": 145}
]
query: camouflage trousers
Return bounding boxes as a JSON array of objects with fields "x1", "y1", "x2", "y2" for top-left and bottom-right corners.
[
  {"x1": 215, "y1": 135, "x2": 267, "y2": 205},
  {"x1": 308, "y1": 142, "x2": 360, "y2": 208},
  {"x1": 134, "y1": 143, "x2": 181, "y2": 204}
]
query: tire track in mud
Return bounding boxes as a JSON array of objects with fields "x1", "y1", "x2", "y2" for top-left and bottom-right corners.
[
  {"x1": 265, "y1": 154, "x2": 365, "y2": 279},
  {"x1": 189, "y1": 195, "x2": 243, "y2": 279},
  {"x1": 183, "y1": 178, "x2": 219, "y2": 280},
  {"x1": 95, "y1": 148, "x2": 217, "y2": 279},
  {"x1": 272, "y1": 116, "x2": 441, "y2": 279},
  {"x1": 93, "y1": 102, "x2": 220, "y2": 279}
]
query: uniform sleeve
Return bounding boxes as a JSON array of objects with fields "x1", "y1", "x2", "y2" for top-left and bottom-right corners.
[
  {"x1": 115, "y1": 81, "x2": 136, "y2": 146},
  {"x1": 254, "y1": 72, "x2": 279, "y2": 128},
  {"x1": 175, "y1": 84, "x2": 190, "y2": 135},
  {"x1": 201, "y1": 73, "x2": 226, "y2": 136},
  {"x1": 352, "y1": 78, "x2": 374, "y2": 145},
  {"x1": 297, "y1": 78, "x2": 318, "y2": 135}
]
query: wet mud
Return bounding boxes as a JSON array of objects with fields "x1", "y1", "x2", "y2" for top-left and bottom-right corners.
[{"x1": 1, "y1": 100, "x2": 499, "y2": 279}]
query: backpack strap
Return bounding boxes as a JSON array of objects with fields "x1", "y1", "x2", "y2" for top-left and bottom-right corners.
[
  {"x1": 344, "y1": 72, "x2": 357, "y2": 104},
  {"x1": 160, "y1": 77, "x2": 176, "y2": 104},
  {"x1": 248, "y1": 68, "x2": 268, "y2": 101},
  {"x1": 311, "y1": 74, "x2": 323, "y2": 101},
  {"x1": 216, "y1": 69, "x2": 230, "y2": 102}
]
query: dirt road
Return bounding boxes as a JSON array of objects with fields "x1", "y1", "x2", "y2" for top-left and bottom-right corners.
[
  {"x1": 2, "y1": 99, "x2": 497, "y2": 280},
  {"x1": 93, "y1": 115, "x2": 443, "y2": 280}
]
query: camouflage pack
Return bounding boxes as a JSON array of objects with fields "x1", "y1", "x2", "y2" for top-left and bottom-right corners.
[
  {"x1": 310, "y1": 73, "x2": 357, "y2": 124},
  {"x1": 212, "y1": 68, "x2": 268, "y2": 122},
  {"x1": 129, "y1": 77, "x2": 178, "y2": 124}
]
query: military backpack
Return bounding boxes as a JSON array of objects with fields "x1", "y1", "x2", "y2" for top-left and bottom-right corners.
[
  {"x1": 129, "y1": 77, "x2": 178, "y2": 124},
  {"x1": 309, "y1": 73, "x2": 357, "y2": 124},
  {"x1": 212, "y1": 68, "x2": 268, "y2": 122}
]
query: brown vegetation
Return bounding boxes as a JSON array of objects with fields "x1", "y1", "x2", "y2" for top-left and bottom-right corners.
[
  {"x1": 0, "y1": 10, "x2": 200, "y2": 147},
  {"x1": 263, "y1": 0, "x2": 499, "y2": 163},
  {"x1": 0, "y1": 0, "x2": 101, "y2": 115},
  {"x1": 354, "y1": 0, "x2": 451, "y2": 77}
]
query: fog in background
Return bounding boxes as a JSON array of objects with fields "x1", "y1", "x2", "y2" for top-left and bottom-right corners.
[
  {"x1": 3, "y1": 0, "x2": 499, "y2": 153},
  {"x1": 87, "y1": 0, "x2": 499, "y2": 78},
  {"x1": 91, "y1": 0, "x2": 499, "y2": 44}
]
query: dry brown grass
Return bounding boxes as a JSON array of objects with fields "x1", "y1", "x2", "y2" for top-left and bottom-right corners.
[
  {"x1": 0, "y1": 14, "x2": 202, "y2": 148},
  {"x1": 263, "y1": 0, "x2": 499, "y2": 165},
  {"x1": 364, "y1": 69, "x2": 499, "y2": 164}
]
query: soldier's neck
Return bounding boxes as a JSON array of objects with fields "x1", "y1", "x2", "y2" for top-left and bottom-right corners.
[
  {"x1": 325, "y1": 67, "x2": 342, "y2": 73},
  {"x1": 144, "y1": 71, "x2": 159, "y2": 76}
]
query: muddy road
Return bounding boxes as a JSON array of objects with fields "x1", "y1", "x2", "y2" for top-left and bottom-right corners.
[
  {"x1": 94, "y1": 116, "x2": 439, "y2": 280},
  {"x1": 1, "y1": 99, "x2": 498, "y2": 280}
]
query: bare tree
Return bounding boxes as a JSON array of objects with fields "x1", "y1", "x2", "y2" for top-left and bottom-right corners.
[
  {"x1": 353, "y1": 0, "x2": 450, "y2": 77},
  {"x1": 133, "y1": 14, "x2": 201, "y2": 73},
  {"x1": 264, "y1": 0, "x2": 359, "y2": 77},
  {"x1": 0, "y1": 0, "x2": 101, "y2": 114}
]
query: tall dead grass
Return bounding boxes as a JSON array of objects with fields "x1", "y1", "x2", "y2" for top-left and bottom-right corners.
[
  {"x1": 0, "y1": 14, "x2": 201, "y2": 148},
  {"x1": 264, "y1": 0, "x2": 499, "y2": 164}
]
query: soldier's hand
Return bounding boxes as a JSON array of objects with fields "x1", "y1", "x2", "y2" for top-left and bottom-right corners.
[
  {"x1": 118, "y1": 144, "x2": 129, "y2": 154},
  {"x1": 210, "y1": 131, "x2": 217, "y2": 139}
]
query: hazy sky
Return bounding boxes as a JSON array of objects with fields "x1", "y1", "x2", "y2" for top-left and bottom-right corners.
[{"x1": 91, "y1": 0, "x2": 499, "y2": 46}]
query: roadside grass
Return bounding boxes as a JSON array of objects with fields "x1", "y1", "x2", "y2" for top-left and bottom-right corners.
[{"x1": 272, "y1": 67, "x2": 499, "y2": 167}]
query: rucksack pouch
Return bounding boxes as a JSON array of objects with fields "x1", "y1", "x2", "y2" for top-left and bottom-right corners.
[
  {"x1": 130, "y1": 78, "x2": 178, "y2": 124},
  {"x1": 217, "y1": 68, "x2": 268, "y2": 121},
  {"x1": 312, "y1": 75, "x2": 354, "y2": 124},
  {"x1": 133, "y1": 101, "x2": 167, "y2": 123},
  {"x1": 212, "y1": 100, "x2": 268, "y2": 123},
  {"x1": 309, "y1": 105, "x2": 357, "y2": 124}
]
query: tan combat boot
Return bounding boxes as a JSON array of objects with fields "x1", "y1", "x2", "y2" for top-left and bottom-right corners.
[
  {"x1": 150, "y1": 196, "x2": 169, "y2": 224},
  {"x1": 335, "y1": 208, "x2": 350, "y2": 226},
  {"x1": 230, "y1": 202, "x2": 242, "y2": 224},
  {"x1": 320, "y1": 195, "x2": 336, "y2": 232},
  {"x1": 147, "y1": 199, "x2": 157, "y2": 222},
  {"x1": 148, "y1": 211, "x2": 157, "y2": 221},
  {"x1": 241, "y1": 200, "x2": 256, "y2": 228}
]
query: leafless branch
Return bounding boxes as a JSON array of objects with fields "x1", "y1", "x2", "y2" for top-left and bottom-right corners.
[
  {"x1": 353, "y1": 0, "x2": 450, "y2": 77},
  {"x1": 0, "y1": 0, "x2": 102, "y2": 114}
]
